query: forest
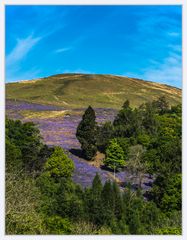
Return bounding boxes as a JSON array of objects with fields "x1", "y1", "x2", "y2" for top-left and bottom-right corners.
[{"x1": 6, "y1": 96, "x2": 182, "y2": 235}]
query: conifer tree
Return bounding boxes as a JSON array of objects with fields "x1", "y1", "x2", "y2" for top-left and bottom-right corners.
[
  {"x1": 101, "y1": 180, "x2": 115, "y2": 226},
  {"x1": 112, "y1": 182, "x2": 123, "y2": 220},
  {"x1": 76, "y1": 106, "x2": 98, "y2": 160},
  {"x1": 44, "y1": 146, "x2": 75, "y2": 179},
  {"x1": 88, "y1": 173, "x2": 103, "y2": 225},
  {"x1": 104, "y1": 139, "x2": 125, "y2": 177}
]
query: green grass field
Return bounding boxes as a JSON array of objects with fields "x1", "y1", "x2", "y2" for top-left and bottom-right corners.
[{"x1": 6, "y1": 73, "x2": 182, "y2": 109}]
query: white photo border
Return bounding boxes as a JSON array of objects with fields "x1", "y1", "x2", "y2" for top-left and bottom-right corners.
[{"x1": 0, "y1": 1, "x2": 186, "y2": 240}]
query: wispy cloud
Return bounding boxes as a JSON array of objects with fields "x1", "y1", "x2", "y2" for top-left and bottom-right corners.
[
  {"x1": 56, "y1": 68, "x2": 94, "y2": 75},
  {"x1": 6, "y1": 34, "x2": 42, "y2": 66},
  {"x1": 54, "y1": 47, "x2": 71, "y2": 53},
  {"x1": 123, "y1": 8, "x2": 182, "y2": 88},
  {"x1": 125, "y1": 50, "x2": 182, "y2": 88},
  {"x1": 6, "y1": 6, "x2": 68, "y2": 82},
  {"x1": 6, "y1": 33, "x2": 43, "y2": 82},
  {"x1": 140, "y1": 53, "x2": 182, "y2": 87}
]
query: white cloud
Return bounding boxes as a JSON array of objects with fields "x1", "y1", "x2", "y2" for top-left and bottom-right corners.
[
  {"x1": 167, "y1": 31, "x2": 180, "y2": 37},
  {"x1": 125, "y1": 51, "x2": 182, "y2": 88},
  {"x1": 6, "y1": 34, "x2": 42, "y2": 66},
  {"x1": 54, "y1": 47, "x2": 71, "y2": 53},
  {"x1": 55, "y1": 68, "x2": 94, "y2": 74}
]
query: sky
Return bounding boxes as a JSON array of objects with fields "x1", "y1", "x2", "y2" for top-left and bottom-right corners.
[{"x1": 5, "y1": 5, "x2": 182, "y2": 87}]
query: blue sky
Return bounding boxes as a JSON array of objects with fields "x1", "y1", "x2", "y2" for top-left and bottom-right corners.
[{"x1": 6, "y1": 5, "x2": 182, "y2": 87}]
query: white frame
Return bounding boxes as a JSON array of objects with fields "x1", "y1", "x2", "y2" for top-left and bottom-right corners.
[{"x1": 0, "y1": 1, "x2": 186, "y2": 240}]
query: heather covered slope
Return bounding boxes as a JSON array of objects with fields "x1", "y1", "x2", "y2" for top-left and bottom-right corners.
[{"x1": 6, "y1": 74, "x2": 181, "y2": 109}]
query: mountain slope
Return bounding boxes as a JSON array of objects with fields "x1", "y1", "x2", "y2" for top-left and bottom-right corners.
[{"x1": 6, "y1": 74, "x2": 181, "y2": 109}]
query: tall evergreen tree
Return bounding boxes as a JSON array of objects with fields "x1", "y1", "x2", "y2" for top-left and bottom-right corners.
[
  {"x1": 104, "y1": 139, "x2": 125, "y2": 176},
  {"x1": 76, "y1": 106, "x2": 98, "y2": 160},
  {"x1": 112, "y1": 182, "x2": 123, "y2": 221},
  {"x1": 101, "y1": 180, "x2": 115, "y2": 226},
  {"x1": 88, "y1": 173, "x2": 103, "y2": 225},
  {"x1": 97, "y1": 121, "x2": 114, "y2": 152}
]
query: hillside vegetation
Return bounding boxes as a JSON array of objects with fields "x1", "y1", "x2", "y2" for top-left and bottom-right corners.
[{"x1": 6, "y1": 74, "x2": 181, "y2": 109}]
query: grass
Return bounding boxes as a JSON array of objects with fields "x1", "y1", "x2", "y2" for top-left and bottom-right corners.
[
  {"x1": 21, "y1": 110, "x2": 71, "y2": 119},
  {"x1": 6, "y1": 74, "x2": 182, "y2": 109}
]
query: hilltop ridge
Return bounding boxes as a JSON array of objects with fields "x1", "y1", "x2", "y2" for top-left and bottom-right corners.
[{"x1": 6, "y1": 73, "x2": 181, "y2": 109}]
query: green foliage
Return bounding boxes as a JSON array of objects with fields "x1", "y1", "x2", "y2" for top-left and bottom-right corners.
[
  {"x1": 140, "y1": 102, "x2": 158, "y2": 135},
  {"x1": 6, "y1": 170, "x2": 45, "y2": 234},
  {"x1": 76, "y1": 106, "x2": 98, "y2": 160},
  {"x1": 44, "y1": 146, "x2": 75, "y2": 179},
  {"x1": 45, "y1": 216, "x2": 72, "y2": 234},
  {"x1": 6, "y1": 137, "x2": 22, "y2": 171},
  {"x1": 100, "y1": 180, "x2": 115, "y2": 226},
  {"x1": 104, "y1": 139, "x2": 125, "y2": 170},
  {"x1": 85, "y1": 174, "x2": 103, "y2": 225},
  {"x1": 137, "y1": 133, "x2": 151, "y2": 147},
  {"x1": 115, "y1": 137, "x2": 130, "y2": 160},
  {"x1": 152, "y1": 96, "x2": 170, "y2": 114},
  {"x1": 6, "y1": 118, "x2": 51, "y2": 173},
  {"x1": 112, "y1": 181, "x2": 124, "y2": 221},
  {"x1": 6, "y1": 95, "x2": 182, "y2": 234},
  {"x1": 127, "y1": 145, "x2": 147, "y2": 188},
  {"x1": 36, "y1": 147, "x2": 76, "y2": 218},
  {"x1": 113, "y1": 101, "x2": 138, "y2": 137},
  {"x1": 71, "y1": 221, "x2": 112, "y2": 234},
  {"x1": 154, "y1": 227, "x2": 182, "y2": 235},
  {"x1": 97, "y1": 121, "x2": 114, "y2": 152},
  {"x1": 150, "y1": 174, "x2": 181, "y2": 212}
]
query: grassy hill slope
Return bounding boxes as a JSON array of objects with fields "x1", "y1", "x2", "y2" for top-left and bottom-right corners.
[{"x1": 6, "y1": 74, "x2": 181, "y2": 109}]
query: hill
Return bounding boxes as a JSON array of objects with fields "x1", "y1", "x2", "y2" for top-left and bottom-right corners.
[{"x1": 6, "y1": 73, "x2": 181, "y2": 109}]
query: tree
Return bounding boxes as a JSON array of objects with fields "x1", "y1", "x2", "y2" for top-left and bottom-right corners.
[
  {"x1": 6, "y1": 137, "x2": 22, "y2": 171},
  {"x1": 150, "y1": 173, "x2": 181, "y2": 212},
  {"x1": 6, "y1": 170, "x2": 45, "y2": 234},
  {"x1": 97, "y1": 121, "x2": 114, "y2": 152},
  {"x1": 113, "y1": 100, "x2": 135, "y2": 137},
  {"x1": 44, "y1": 146, "x2": 74, "y2": 179},
  {"x1": 101, "y1": 180, "x2": 115, "y2": 226},
  {"x1": 76, "y1": 106, "x2": 98, "y2": 160},
  {"x1": 6, "y1": 118, "x2": 44, "y2": 173},
  {"x1": 152, "y1": 96, "x2": 169, "y2": 114},
  {"x1": 126, "y1": 196, "x2": 145, "y2": 234},
  {"x1": 114, "y1": 100, "x2": 143, "y2": 138},
  {"x1": 104, "y1": 139, "x2": 125, "y2": 177},
  {"x1": 112, "y1": 181, "x2": 123, "y2": 221},
  {"x1": 141, "y1": 102, "x2": 158, "y2": 135},
  {"x1": 86, "y1": 174, "x2": 103, "y2": 225},
  {"x1": 45, "y1": 215, "x2": 72, "y2": 234},
  {"x1": 116, "y1": 137, "x2": 130, "y2": 160},
  {"x1": 127, "y1": 145, "x2": 147, "y2": 188},
  {"x1": 36, "y1": 147, "x2": 76, "y2": 217}
]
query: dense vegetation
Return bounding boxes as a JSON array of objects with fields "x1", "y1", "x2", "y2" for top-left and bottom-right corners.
[
  {"x1": 6, "y1": 96, "x2": 182, "y2": 235},
  {"x1": 76, "y1": 97, "x2": 182, "y2": 232}
]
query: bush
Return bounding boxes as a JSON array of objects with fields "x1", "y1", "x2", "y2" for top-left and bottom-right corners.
[{"x1": 45, "y1": 216, "x2": 72, "y2": 234}]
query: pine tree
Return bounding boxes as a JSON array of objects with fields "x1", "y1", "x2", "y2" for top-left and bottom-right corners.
[
  {"x1": 44, "y1": 146, "x2": 75, "y2": 179},
  {"x1": 88, "y1": 173, "x2": 103, "y2": 225},
  {"x1": 112, "y1": 182, "x2": 123, "y2": 221},
  {"x1": 101, "y1": 180, "x2": 115, "y2": 226},
  {"x1": 104, "y1": 139, "x2": 125, "y2": 176},
  {"x1": 76, "y1": 106, "x2": 98, "y2": 160}
]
